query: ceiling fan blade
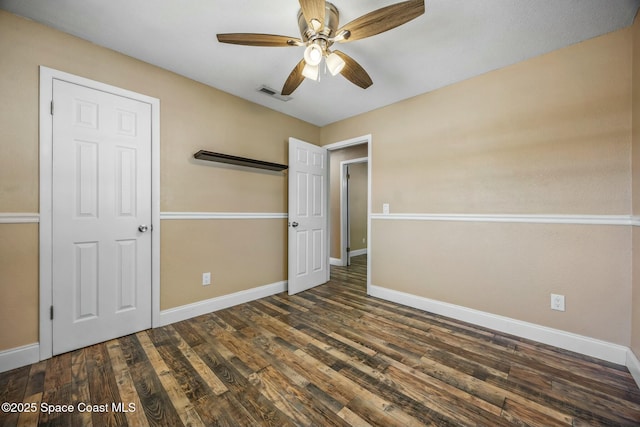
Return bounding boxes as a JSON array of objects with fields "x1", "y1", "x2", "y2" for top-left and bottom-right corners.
[
  {"x1": 217, "y1": 33, "x2": 303, "y2": 47},
  {"x1": 299, "y1": 0, "x2": 326, "y2": 31},
  {"x1": 281, "y1": 59, "x2": 307, "y2": 96},
  {"x1": 334, "y1": 51, "x2": 373, "y2": 89},
  {"x1": 335, "y1": 0, "x2": 425, "y2": 43}
]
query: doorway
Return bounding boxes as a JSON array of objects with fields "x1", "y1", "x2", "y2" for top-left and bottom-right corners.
[
  {"x1": 341, "y1": 158, "x2": 368, "y2": 266},
  {"x1": 325, "y1": 135, "x2": 371, "y2": 291}
]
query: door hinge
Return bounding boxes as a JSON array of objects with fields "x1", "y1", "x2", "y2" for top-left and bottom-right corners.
[
  {"x1": 50, "y1": 305, "x2": 54, "y2": 320},
  {"x1": 346, "y1": 247, "x2": 351, "y2": 253},
  {"x1": 347, "y1": 173, "x2": 350, "y2": 180},
  {"x1": 50, "y1": 101, "x2": 54, "y2": 115}
]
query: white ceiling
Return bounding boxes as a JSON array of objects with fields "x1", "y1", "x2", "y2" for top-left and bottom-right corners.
[{"x1": 2, "y1": 0, "x2": 639, "y2": 126}]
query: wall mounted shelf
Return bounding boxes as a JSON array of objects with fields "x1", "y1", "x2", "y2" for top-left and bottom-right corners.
[{"x1": 193, "y1": 150, "x2": 288, "y2": 172}]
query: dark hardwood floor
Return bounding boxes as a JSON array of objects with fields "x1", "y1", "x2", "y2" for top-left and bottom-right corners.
[{"x1": 2, "y1": 255, "x2": 640, "y2": 426}]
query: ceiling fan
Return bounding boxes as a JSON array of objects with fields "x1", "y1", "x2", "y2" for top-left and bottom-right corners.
[{"x1": 217, "y1": 0, "x2": 425, "y2": 96}]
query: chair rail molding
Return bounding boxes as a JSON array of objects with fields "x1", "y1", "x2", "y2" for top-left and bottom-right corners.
[
  {"x1": 160, "y1": 212, "x2": 287, "y2": 220},
  {"x1": 371, "y1": 213, "x2": 634, "y2": 226},
  {"x1": 0, "y1": 213, "x2": 40, "y2": 224}
]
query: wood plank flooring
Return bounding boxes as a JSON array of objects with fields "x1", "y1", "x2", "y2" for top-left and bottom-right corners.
[{"x1": 2, "y1": 255, "x2": 640, "y2": 426}]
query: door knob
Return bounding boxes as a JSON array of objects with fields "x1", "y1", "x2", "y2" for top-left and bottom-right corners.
[
  {"x1": 291, "y1": 222, "x2": 299, "y2": 228},
  {"x1": 138, "y1": 225, "x2": 149, "y2": 232}
]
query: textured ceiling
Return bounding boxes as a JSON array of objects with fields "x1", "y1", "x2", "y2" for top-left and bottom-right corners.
[{"x1": 2, "y1": 0, "x2": 639, "y2": 126}]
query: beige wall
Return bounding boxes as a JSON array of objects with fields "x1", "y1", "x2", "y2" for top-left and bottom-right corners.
[
  {"x1": 632, "y1": 16, "x2": 640, "y2": 358},
  {"x1": 161, "y1": 220, "x2": 287, "y2": 310},
  {"x1": 0, "y1": 224, "x2": 39, "y2": 349},
  {"x1": 324, "y1": 30, "x2": 631, "y2": 216},
  {"x1": 373, "y1": 220, "x2": 631, "y2": 344},
  {"x1": 0, "y1": 10, "x2": 319, "y2": 352},
  {"x1": 323, "y1": 28, "x2": 634, "y2": 346},
  {"x1": 328, "y1": 144, "x2": 368, "y2": 258}
]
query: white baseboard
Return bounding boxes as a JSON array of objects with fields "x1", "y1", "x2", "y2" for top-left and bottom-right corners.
[
  {"x1": 158, "y1": 280, "x2": 287, "y2": 327},
  {"x1": 627, "y1": 349, "x2": 640, "y2": 388},
  {"x1": 0, "y1": 343, "x2": 39, "y2": 373},
  {"x1": 369, "y1": 285, "x2": 629, "y2": 366},
  {"x1": 331, "y1": 251, "x2": 367, "y2": 267},
  {"x1": 349, "y1": 248, "x2": 368, "y2": 257}
]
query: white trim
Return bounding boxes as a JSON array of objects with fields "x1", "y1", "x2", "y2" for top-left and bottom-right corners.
[
  {"x1": 371, "y1": 213, "x2": 633, "y2": 226},
  {"x1": 349, "y1": 248, "x2": 367, "y2": 257},
  {"x1": 39, "y1": 66, "x2": 161, "y2": 360},
  {"x1": 324, "y1": 134, "x2": 372, "y2": 151},
  {"x1": 39, "y1": 67, "x2": 53, "y2": 360},
  {"x1": 369, "y1": 285, "x2": 629, "y2": 365},
  {"x1": 161, "y1": 212, "x2": 287, "y2": 220},
  {"x1": 150, "y1": 86, "x2": 162, "y2": 331},
  {"x1": 0, "y1": 213, "x2": 40, "y2": 224},
  {"x1": 157, "y1": 280, "x2": 287, "y2": 326},
  {"x1": 0, "y1": 343, "x2": 39, "y2": 373},
  {"x1": 632, "y1": 215, "x2": 640, "y2": 226},
  {"x1": 330, "y1": 250, "x2": 369, "y2": 266},
  {"x1": 628, "y1": 349, "x2": 640, "y2": 388},
  {"x1": 330, "y1": 257, "x2": 343, "y2": 266},
  {"x1": 367, "y1": 141, "x2": 372, "y2": 292}
]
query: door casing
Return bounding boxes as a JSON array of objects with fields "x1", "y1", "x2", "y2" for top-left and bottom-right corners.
[{"x1": 39, "y1": 66, "x2": 161, "y2": 360}]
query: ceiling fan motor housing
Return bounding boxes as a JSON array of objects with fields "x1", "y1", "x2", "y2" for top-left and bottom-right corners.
[{"x1": 297, "y1": 2, "x2": 340, "y2": 43}]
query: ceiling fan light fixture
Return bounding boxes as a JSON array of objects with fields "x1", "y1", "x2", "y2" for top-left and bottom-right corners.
[
  {"x1": 326, "y1": 52, "x2": 346, "y2": 76},
  {"x1": 303, "y1": 43, "x2": 323, "y2": 66},
  {"x1": 302, "y1": 63, "x2": 319, "y2": 80}
]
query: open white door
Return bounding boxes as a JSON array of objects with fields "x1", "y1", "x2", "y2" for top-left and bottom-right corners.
[{"x1": 288, "y1": 138, "x2": 329, "y2": 295}]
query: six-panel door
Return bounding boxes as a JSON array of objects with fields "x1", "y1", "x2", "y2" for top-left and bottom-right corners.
[{"x1": 52, "y1": 79, "x2": 152, "y2": 355}]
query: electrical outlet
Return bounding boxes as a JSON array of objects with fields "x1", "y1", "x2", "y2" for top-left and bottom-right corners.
[
  {"x1": 383, "y1": 203, "x2": 390, "y2": 214},
  {"x1": 202, "y1": 272, "x2": 211, "y2": 286},
  {"x1": 550, "y1": 294, "x2": 565, "y2": 311}
]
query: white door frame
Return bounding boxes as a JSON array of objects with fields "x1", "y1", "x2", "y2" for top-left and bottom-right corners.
[
  {"x1": 324, "y1": 134, "x2": 372, "y2": 292},
  {"x1": 39, "y1": 66, "x2": 161, "y2": 360},
  {"x1": 340, "y1": 157, "x2": 368, "y2": 266}
]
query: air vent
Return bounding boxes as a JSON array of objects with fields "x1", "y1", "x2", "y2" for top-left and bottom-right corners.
[
  {"x1": 259, "y1": 86, "x2": 277, "y2": 95},
  {"x1": 257, "y1": 85, "x2": 292, "y2": 102}
]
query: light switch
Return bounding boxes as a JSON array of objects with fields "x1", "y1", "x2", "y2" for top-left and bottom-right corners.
[{"x1": 383, "y1": 203, "x2": 390, "y2": 215}]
